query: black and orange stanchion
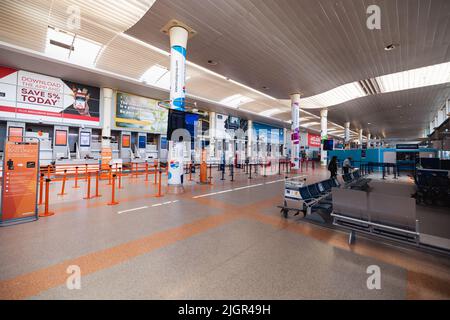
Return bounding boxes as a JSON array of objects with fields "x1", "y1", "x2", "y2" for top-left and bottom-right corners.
[
  {"x1": 107, "y1": 174, "x2": 119, "y2": 206},
  {"x1": 155, "y1": 169, "x2": 163, "y2": 198},
  {"x1": 83, "y1": 172, "x2": 92, "y2": 199},
  {"x1": 47, "y1": 165, "x2": 51, "y2": 180},
  {"x1": 73, "y1": 166, "x2": 80, "y2": 189},
  {"x1": 94, "y1": 170, "x2": 102, "y2": 198},
  {"x1": 118, "y1": 168, "x2": 123, "y2": 189},
  {"x1": 58, "y1": 169, "x2": 67, "y2": 196},
  {"x1": 145, "y1": 162, "x2": 149, "y2": 182},
  {"x1": 38, "y1": 173, "x2": 44, "y2": 205},
  {"x1": 108, "y1": 165, "x2": 112, "y2": 185},
  {"x1": 189, "y1": 162, "x2": 193, "y2": 181},
  {"x1": 84, "y1": 164, "x2": 88, "y2": 181},
  {"x1": 39, "y1": 178, "x2": 54, "y2": 217},
  {"x1": 135, "y1": 163, "x2": 139, "y2": 178}
]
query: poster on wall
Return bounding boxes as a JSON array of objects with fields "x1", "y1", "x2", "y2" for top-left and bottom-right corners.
[
  {"x1": 115, "y1": 92, "x2": 168, "y2": 134},
  {"x1": 307, "y1": 133, "x2": 321, "y2": 148},
  {"x1": 0, "y1": 66, "x2": 100, "y2": 125},
  {"x1": 253, "y1": 122, "x2": 284, "y2": 144}
]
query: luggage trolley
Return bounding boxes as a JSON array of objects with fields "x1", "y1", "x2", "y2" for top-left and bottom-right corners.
[{"x1": 278, "y1": 176, "x2": 307, "y2": 218}]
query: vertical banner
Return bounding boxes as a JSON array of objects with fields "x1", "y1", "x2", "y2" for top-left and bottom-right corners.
[
  {"x1": 291, "y1": 98, "x2": 300, "y2": 169},
  {"x1": 170, "y1": 45, "x2": 186, "y2": 111},
  {"x1": 1, "y1": 139, "x2": 39, "y2": 226}
]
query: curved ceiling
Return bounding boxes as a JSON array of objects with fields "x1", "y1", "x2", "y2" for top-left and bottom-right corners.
[{"x1": 0, "y1": 0, "x2": 449, "y2": 140}]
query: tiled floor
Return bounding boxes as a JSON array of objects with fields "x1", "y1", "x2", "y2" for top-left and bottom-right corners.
[{"x1": 0, "y1": 165, "x2": 449, "y2": 299}]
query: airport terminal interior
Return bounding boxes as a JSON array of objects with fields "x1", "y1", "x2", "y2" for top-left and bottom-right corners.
[{"x1": 0, "y1": 0, "x2": 449, "y2": 301}]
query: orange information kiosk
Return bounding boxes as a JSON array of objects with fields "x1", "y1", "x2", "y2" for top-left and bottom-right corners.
[{"x1": 0, "y1": 138, "x2": 40, "y2": 226}]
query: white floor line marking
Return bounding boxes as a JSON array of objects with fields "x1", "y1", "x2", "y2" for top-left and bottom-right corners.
[
  {"x1": 118, "y1": 206, "x2": 148, "y2": 214},
  {"x1": 172, "y1": 200, "x2": 179, "y2": 203},
  {"x1": 152, "y1": 203, "x2": 163, "y2": 207}
]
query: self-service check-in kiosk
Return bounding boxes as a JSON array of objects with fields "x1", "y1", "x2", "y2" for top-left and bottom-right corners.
[
  {"x1": 120, "y1": 131, "x2": 132, "y2": 163},
  {"x1": 53, "y1": 126, "x2": 70, "y2": 160}
]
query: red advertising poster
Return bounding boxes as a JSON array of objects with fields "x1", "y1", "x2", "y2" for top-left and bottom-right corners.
[
  {"x1": 0, "y1": 66, "x2": 100, "y2": 125},
  {"x1": 1, "y1": 141, "x2": 39, "y2": 224},
  {"x1": 308, "y1": 133, "x2": 322, "y2": 147}
]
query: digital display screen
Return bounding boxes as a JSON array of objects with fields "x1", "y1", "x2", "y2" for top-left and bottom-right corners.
[
  {"x1": 55, "y1": 130, "x2": 68, "y2": 146},
  {"x1": 8, "y1": 127, "x2": 23, "y2": 142},
  {"x1": 80, "y1": 131, "x2": 91, "y2": 147},
  {"x1": 122, "y1": 134, "x2": 130, "y2": 148},
  {"x1": 323, "y1": 139, "x2": 334, "y2": 151},
  {"x1": 138, "y1": 135, "x2": 146, "y2": 149}
]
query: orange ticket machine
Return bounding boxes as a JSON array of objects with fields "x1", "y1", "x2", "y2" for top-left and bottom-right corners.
[{"x1": 1, "y1": 138, "x2": 39, "y2": 226}]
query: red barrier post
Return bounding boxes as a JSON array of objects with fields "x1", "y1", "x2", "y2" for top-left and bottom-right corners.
[
  {"x1": 83, "y1": 172, "x2": 92, "y2": 199},
  {"x1": 107, "y1": 174, "x2": 119, "y2": 205},
  {"x1": 94, "y1": 170, "x2": 102, "y2": 198},
  {"x1": 118, "y1": 168, "x2": 123, "y2": 189},
  {"x1": 58, "y1": 170, "x2": 67, "y2": 196},
  {"x1": 73, "y1": 166, "x2": 80, "y2": 189},
  {"x1": 39, "y1": 178, "x2": 54, "y2": 217},
  {"x1": 38, "y1": 173, "x2": 44, "y2": 205},
  {"x1": 145, "y1": 162, "x2": 149, "y2": 181},
  {"x1": 155, "y1": 169, "x2": 163, "y2": 197},
  {"x1": 154, "y1": 164, "x2": 158, "y2": 184}
]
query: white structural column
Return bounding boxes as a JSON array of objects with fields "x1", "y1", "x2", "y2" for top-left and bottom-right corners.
[
  {"x1": 320, "y1": 109, "x2": 328, "y2": 166},
  {"x1": 168, "y1": 26, "x2": 189, "y2": 186},
  {"x1": 247, "y1": 120, "x2": 253, "y2": 159},
  {"x1": 358, "y1": 129, "x2": 363, "y2": 147},
  {"x1": 283, "y1": 128, "x2": 288, "y2": 157},
  {"x1": 208, "y1": 111, "x2": 216, "y2": 158},
  {"x1": 366, "y1": 133, "x2": 371, "y2": 148},
  {"x1": 344, "y1": 122, "x2": 350, "y2": 147},
  {"x1": 290, "y1": 93, "x2": 301, "y2": 169},
  {"x1": 101, "y1": 88, "x2": 113, "y2": 149}
]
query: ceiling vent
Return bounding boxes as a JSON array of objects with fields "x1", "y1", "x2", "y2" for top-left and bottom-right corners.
[{"x1": 358, "y1": 78, "x2": 382, "y2": 95}]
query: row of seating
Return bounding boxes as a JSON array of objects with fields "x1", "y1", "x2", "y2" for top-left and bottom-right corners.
[{"x1": 342, "y1": 169, "x2": 371, "y2": 190}]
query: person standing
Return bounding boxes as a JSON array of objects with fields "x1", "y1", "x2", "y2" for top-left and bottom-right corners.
[
  {"x1": 328, "y1": 156, "x2": 338, "y2": 178},
  {"x1": 343, "y1": 157, "x2": 353, "y2": 174}
]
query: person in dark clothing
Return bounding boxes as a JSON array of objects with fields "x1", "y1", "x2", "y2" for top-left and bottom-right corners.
[{"x1": 328, "y1": 156, "x2": 338, "y2": 178}]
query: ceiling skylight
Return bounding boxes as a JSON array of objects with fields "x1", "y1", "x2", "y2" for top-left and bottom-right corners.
[
  {"x1": 376, "y1": 61, "x2": 450, "y2": 93},
  {"x1": 219, "y1": 94, "x2": 254, "y2": 108},
  {"x1": 301, "y1": 121, "x2": 320, "y2": 127},
  {"x1": 259, "y1": 108, "x2": 283, "y2": 117},
  {"x1": 140, "y1": 64, "x2": 193, "y2": 90},
  {"x1": 45, "y1": 27, "x2": 102, "y2": 67},
  {"x1": 300, "y1": 82, "x2": 367, "y2": 109}
]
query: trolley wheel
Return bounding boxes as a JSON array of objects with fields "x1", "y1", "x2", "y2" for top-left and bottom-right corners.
[{"x1": 348, "y1": 230, "x2": 356, "y2": 245}]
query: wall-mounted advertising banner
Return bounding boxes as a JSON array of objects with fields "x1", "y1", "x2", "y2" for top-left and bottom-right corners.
[
  {"x1": 253, "y1": 122, "x2": 284, "y2": 144},
  {"x1": 0, "y1": 66, "x2": 100, "y2": 125},
  {"x1": 307, "y1": 133, "x2": 321, "y2": 148},
  {"x1": 115, "y1": 92, "x2": 168, "y2": 134},
  {"x1": 1, "y1": 140, "x2": 39, "y2": 226}
]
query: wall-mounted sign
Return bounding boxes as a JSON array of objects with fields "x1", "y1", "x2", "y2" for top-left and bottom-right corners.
[
  {"x1": 80, "y1": 131, "x2": 91, "y2": 147},
  {"x1": 307, "y1": 133, "x2": 321, "y2": 147},
  {"x1": 0, "y1": 66, "x2": 100, "y2": 125},
  {"x1": 122, "y1": 134, "x2": 131, "y2": 148},
  {"x1": 1, "y1": 140, "x2": 39, "y2": 226},
  {"x1": 396, "y1": 144, "x2": 419, "y2": 150},
  {"x1": 115, "y1": 92, "x2": 168, "y2": 134}
]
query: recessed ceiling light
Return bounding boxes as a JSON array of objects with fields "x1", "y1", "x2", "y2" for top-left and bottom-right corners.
[
  {"x1": 207, "y1": 60, "x2": 218, "y2": 66},
  {"x1": 367, "y1": 122, "x2": 371, "y2": 125}
]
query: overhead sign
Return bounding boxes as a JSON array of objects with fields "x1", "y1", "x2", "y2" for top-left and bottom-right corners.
[
  {"x1": 115, "y1": 92, "x2": 168, "y2": 134},
  {"x1": 307, "y1": 133, "x2": 321, "y2": 147},
  {"x1": 396, "y1": 144, "x2": 419, "y2": 150},
  {"x1": 1, "y1": 140, "x2": 39, "y2": 226},
  {"x1": 0, "y1": 66, "x2": 100, "y2": 125}
]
